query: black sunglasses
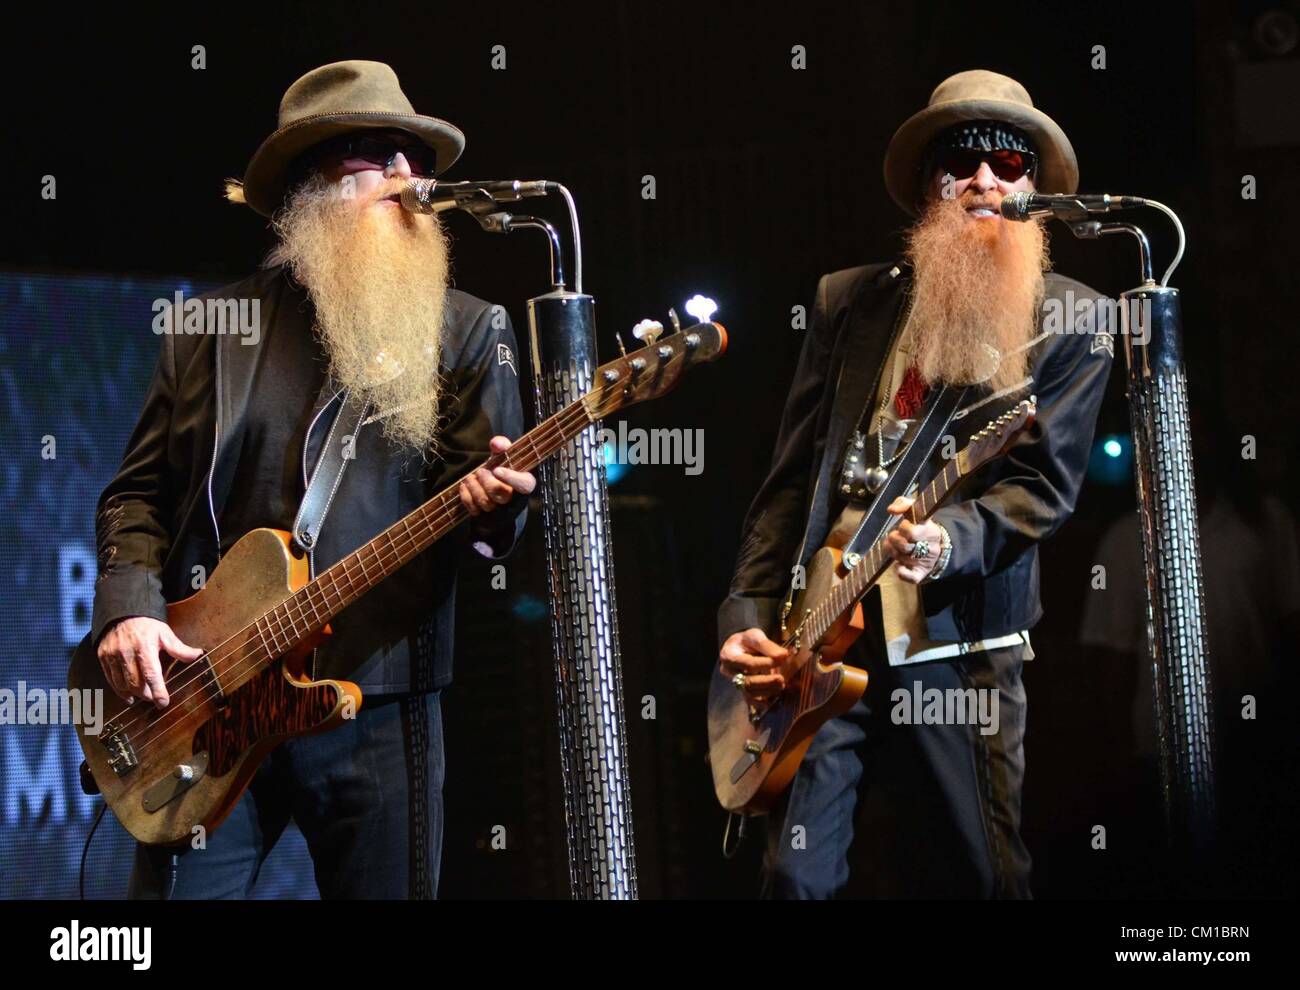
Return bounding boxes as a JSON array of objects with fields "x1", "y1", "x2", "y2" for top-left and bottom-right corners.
[
  {"x1": 307, "y1": 131, "x2": 439, "y2": 177},
  {"x1": 934, "y1": 146, "x2": 1037, "y2": 184}
]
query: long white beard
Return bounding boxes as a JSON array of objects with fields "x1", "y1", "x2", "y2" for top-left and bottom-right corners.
[{"x1": 267, "y1": 174, "x2": 453, "y2": 455}]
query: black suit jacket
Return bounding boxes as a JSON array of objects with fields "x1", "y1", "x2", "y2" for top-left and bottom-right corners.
[
  {"x1": 92, "y1": 265, "x2": 527, "y2": 694},
  {"x1": 718, "y1": 262, "x2": 1115, "y2": 650}
]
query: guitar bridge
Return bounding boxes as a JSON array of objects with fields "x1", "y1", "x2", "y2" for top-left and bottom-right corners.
[{"x1": 102, "y1": 730, "x2": 138, "y2": 777}]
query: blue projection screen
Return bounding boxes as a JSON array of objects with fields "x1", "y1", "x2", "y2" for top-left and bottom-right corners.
[{"x1": 0, "y1": 270, "x2": 317, "y2": 899}]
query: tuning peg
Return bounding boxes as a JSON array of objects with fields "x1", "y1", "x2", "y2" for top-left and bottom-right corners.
[
  {"x1": 667, "y1": 308, "x2": 682, "y2": 334},
  {"x1": 615, "y1": 331, "x2": 629, "y2": 357},
  {"x1": 631, "y1": 319, "x2": 664, "y2": 347},
  {"x1": 684, "y1": 294, "x2": 718, "y2": 324}
]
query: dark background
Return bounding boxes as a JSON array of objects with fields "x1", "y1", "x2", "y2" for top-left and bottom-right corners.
[{"x1": 2, "y1": 0, "x2": 1296, "y2": 898}]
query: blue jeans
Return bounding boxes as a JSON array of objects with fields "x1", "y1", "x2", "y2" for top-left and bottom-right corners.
[
  {"x1": 763, "y1": 643, "x2": 1032, "y2": 899},
  {"x1": 128, "y1": 692, "x2": 444, "y2": 899}
]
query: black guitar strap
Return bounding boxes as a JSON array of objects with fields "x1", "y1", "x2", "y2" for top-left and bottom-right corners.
[
  {"x1": 784, "y1": 382, "x2": 969, "y2": 628},
  {"x1": 292, "y1": 386, "x2": 372, "y2": 554},
  {"x1": 836, "y1": 382, "x2": 971, "y2": 558}
]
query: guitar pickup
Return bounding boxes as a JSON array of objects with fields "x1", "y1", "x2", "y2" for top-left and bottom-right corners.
[{"x1": 102, "y1": 731, "x2": 139, "y2": 777}]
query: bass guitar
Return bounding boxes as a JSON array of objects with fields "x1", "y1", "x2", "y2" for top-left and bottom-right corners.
[{"x1": 71, "y1": 320, "x2": 727, "y2": 844}]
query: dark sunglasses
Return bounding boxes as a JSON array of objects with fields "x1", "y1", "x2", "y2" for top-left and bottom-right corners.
[
  {"x1": 308, "y1": 132, "x2": 439, "y2": 177},
  {"x1": 934, "y1": 146, "x2": 1037, "y2": 184}
]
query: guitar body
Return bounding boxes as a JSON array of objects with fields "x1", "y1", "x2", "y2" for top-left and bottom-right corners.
[
  {"x1": 69, "y1": 529, "x2": 361, "y2": 846},
  {"x1": 707, "y1": 546, "x2": 870, "y2": 814}
]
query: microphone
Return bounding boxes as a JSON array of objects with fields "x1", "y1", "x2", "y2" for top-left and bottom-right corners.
[
  {"x1": 1000, "y1": 191, "x2": 1147, "y2": 222},
  {"x1": 400, "y1": 178, "x2": 554, "y2": 215}
]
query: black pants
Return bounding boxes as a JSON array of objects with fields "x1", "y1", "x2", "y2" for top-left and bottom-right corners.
[
  {"x1": 128, "y1": 692, "x2": 444, "y2": 899},
  {"x1": 763, "y1": 639, "x2": 1032, "y2": 899}
]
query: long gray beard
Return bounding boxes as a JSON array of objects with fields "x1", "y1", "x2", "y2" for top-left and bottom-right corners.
[{"x1": 267, "y1": 174, "x2": 453, "y2": 455}]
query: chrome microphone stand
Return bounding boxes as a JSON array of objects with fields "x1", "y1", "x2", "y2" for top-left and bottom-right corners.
[
  {"x1": 1072, "y1": 204, "x2": 1216, "y2": 855},
  {"x1": 459, "y1": 184, "x2": 639, "y2": 899}
]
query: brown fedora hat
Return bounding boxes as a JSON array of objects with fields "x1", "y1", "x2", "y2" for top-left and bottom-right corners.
[
  {"x1": 231, "y1": 60, "x2": 465, "y2": 217},
  {"x1": 883, "y1": 69, "x2": 1078, "y2": 217}
]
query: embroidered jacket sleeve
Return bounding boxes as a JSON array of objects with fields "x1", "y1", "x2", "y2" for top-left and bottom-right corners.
[
  {"x1": 432, "y1": 300, "x2": 529, "y2": 561},
  {"x1": 91, "y1": 332, "x2": 177, "y2": 645}
]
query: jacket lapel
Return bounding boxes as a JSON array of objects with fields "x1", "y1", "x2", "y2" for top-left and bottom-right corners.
[
  {"x1": 207, "y1": 271, "x2": 292, "y2": 522},
  {"x1": 804, "y1": 268, "x2": 910, "y2": 556}
]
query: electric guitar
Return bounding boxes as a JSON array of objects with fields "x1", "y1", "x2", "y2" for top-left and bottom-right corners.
[
  {"x1": 71, "y1": 320, "x2": 727, "y2": 845},
  {"x1": 707, "y1": 398, "x2": 1036, "y2": 814}
]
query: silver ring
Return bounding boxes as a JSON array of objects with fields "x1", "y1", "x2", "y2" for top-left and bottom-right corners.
[
  {"x1": 731, "y1": 672, "x2": 747, "y2": 691},
  {"x1": 910, "y1": 540, "x2": 931, "y2": 560}
]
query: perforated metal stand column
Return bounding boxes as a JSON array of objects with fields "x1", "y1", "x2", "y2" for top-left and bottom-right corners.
[
  {"x1": 1122, "y1": 285, "x2": 1216, "y2": 852},
  {"x1": 527, "y1": 290, "x2": 638, "y2": 899}
]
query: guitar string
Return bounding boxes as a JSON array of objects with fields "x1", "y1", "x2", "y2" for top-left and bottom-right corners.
[
  {"x1": 788, "y1": 454, "x2": 964, "y2": 649},
  {"x1": 143, "y1": 363, "x2": 699, "y2": 739},
  {"x1": 105, "y1": 396, "x2": 598, "y2": 756},
  {"x1": 102, "y1": 348, "x2": 703, "y2": 759},
  {"x1": 755, "y1": 408, "x2": 1025, "y2": 721},
  {"x1": 105, "y1": 334, "x2": 707, "y2": 741},
  {"x1": 762, "y1": 461, "x2": 953, "y2": 717},
  {"x1": 114, "y1": 371, "x2": 1010, "y2": 768}
]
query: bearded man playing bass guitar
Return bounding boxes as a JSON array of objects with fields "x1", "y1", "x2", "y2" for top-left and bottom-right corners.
[
  {"x1": 716, "y1": 70, "x2": 1115, "y2": 899},
  {"x1": 91, "y1": 61, "x2": 535, "y2": 899}
]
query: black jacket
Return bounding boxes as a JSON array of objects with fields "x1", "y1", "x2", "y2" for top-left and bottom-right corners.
[
  {"x1": 92, "y1": 265, "x2": 527, "y2": 694},
  {"x1": 718, "y1": 262, "x2": 1115, "y2": 650}
]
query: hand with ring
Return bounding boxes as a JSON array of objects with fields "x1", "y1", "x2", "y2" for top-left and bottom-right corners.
[
  {"x1": 884, "y1": 495, "x2": 945, "y2": 585},
  {"x1": 718, "y1": 627, "x2": 790, "y2": 703}
]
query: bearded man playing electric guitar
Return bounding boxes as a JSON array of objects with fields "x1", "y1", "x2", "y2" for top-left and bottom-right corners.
[
  {"x1": 717, "y1": 70, "x2": 1115, "y2": 898},
  {"x1": 91, "y1": 60, "x2": 535, "y2": 899}
]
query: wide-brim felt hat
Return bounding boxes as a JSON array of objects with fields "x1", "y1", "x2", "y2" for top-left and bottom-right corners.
[
  {"x1": 230, "y1": 60, "x2": 465, "y2": 217},
  {"x1": 883, "y1": 69, "x2": 1078, "y2": 217}
]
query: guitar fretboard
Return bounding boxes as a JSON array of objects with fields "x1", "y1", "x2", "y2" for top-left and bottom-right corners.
[
  {"x1": 793, "y1": 457, "x2": 964, "y2": 648},
  {"x1": 224, "y1": 392, "x2": 599, "y2": 691}
]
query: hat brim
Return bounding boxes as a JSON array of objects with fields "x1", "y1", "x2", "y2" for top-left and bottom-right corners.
[
  {"x1": 883, "y1": 98, "x2": 1078, "y2": 217},
  {"x1": 241, "y1": 111, "x2": 466, "y2": 217}
]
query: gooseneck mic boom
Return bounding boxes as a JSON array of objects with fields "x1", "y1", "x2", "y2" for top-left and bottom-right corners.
[
  {"x1": 1000, "y1": 191, "x2": 1147, "y2": 221},
  {"x1": 400, "y1": 177, "x2": 554, "y2": 214}
]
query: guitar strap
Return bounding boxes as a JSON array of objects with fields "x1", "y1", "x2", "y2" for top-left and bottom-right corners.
[
  {"x1": 292, "y1": 386, "x2": 372, "y2": 554},
  {"x1": 826, "y1": 382, "x2": 970, "y2": 558}
]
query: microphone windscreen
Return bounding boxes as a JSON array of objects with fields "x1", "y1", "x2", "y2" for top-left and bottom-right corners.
[
  {"x1": 1000, "y1": 192, "x2": 1032, "y2": 221},
  {"x1": 400, "y1": 179, "x2": 435, "y2": 214}
]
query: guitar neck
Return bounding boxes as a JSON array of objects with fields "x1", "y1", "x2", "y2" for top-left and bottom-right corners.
[
  {"x1": 800, "y1": 457, "x2": 966, "y2": 647},
  {"x1": 242, "y1": 390, "x2": 598, "y2": 669}
]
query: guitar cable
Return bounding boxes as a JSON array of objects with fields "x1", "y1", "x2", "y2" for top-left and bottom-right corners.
[
  {"x1": 163, "y1": 853, "x2": 180, "y2": 900},
  {"x1": 77, "y1": 794, "x2": 180, "y2": 899},
  {"x1": 79, "y1": 801, "x2": 108, "y2": 900},
  {"x1": 721, "y1": 812, "x2": 750, "y2": 859}
]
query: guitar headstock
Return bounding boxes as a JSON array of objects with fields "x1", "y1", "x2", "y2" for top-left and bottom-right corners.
[
  {"x1": 581, "y1": 321, "x2": 728, "y2": 420},
  {"x1": 956, "y1": 397, "x2": 1037, "y2": 475}
]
